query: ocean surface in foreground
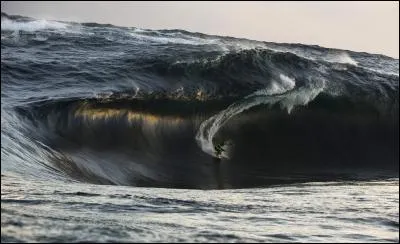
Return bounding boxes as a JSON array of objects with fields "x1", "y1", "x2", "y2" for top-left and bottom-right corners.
[{"x1": 1, "y1": 175, "x2": 399, "y2": 242}]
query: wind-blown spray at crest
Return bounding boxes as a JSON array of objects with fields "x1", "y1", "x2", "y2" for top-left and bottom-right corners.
[
  {"x1": 196, "y1": 74, "x2": 300, "y2": 158},
  {"x1": 1, "y1": 18, "x2": 68, "y2": 32}
]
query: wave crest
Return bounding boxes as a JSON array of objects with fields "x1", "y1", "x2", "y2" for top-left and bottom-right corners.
[{"x1": 1, "y1": 17, "x2": 69, "y2": 32}]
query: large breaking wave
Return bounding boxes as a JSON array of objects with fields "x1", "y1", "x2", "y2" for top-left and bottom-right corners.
[{"x1": 1, "y1": 12, "x2": 399, "y2": 189}]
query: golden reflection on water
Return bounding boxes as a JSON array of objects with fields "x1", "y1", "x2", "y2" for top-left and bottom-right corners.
[{"x1": 74, "y1": 106, "x2": 186, "y2": 126}]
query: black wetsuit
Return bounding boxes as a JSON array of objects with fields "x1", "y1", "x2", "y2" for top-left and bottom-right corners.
[{"x1": 214, "y1": 144, "x2": 224, "y2": 157}]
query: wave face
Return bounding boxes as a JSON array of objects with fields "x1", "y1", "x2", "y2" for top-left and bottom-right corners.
[{"x1": 1, "y1": 12, "x2": 399, "y2": 189}]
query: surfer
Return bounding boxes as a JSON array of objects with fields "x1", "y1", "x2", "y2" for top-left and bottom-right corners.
[
  {"x1": 213, "y1": 142, "x2": 225, "y2": 189},
  {"x1": 213, "y1": 141, "x2": 225, "y2": 162}
]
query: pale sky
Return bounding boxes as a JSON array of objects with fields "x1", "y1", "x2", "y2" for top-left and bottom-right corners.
[{"x1": 2, "y1": 1, "x2": 399, "y2": 58}]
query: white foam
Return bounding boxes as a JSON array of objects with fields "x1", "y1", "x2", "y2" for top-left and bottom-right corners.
[
  {"x1": 326, "y1": 52, "x2": 358, "y2": 66},
  {"x1": 279, "y1": 74, "x2": 296, "y2": 90},
  {"x1": 248, "y1": 74, "x2": 296, "y2": 97},
  {"x1": 130, "y1": 32, "x2": 220, "y2": 46},
  {"x1": 1, "y1": 18, "x2": 68, "y2": 32},
  {"x1": 279, "y1": 80, "x2": 326, "y2": 113},
  {"x1": 196, "y1": 76, "x2": 325, "y2": 158},
  {"x1": 229, "y1": 41, "x2": 267, "y2": 51}
]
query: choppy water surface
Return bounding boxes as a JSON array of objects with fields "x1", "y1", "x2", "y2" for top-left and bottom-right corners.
[{"x1": 2, "y1": 175, "x2": 399, "y2": 242}]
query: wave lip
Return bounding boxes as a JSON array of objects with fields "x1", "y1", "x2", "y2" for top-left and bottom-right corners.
[
  {"x1": 196, "y1": 73, "x2": 303, "y2": 158},
  {"x1": 6, "y1": 86, "x2": 397, "y2": 189}
]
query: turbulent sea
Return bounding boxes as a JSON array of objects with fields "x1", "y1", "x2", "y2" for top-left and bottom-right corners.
[{"x1": 1, "y1": 13, "x2": 399, "y2": 242}]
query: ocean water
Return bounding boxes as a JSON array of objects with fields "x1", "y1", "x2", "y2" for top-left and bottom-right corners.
[
  {"x1": 2, "y1": 175, "x2": 399, "y2": 243},
  {"x1": 1, "y1": 12, "x2": 399, "y2": 242}
]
